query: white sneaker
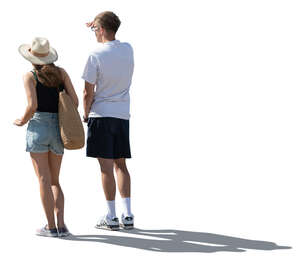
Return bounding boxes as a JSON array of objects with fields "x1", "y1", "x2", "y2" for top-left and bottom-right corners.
[
  {"x1": 36, "y1": 225, "x2": 58, "y2": 237},
  {"x1": 120, "y1": 214, "x2": 134, "y2": 230},
  {"x1": 95, "y1": 215, "x2": 120, "y2": 231}
]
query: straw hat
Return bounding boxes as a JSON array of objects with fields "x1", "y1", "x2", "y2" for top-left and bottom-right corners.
[{"x1": 18, "y1": 37, "x2": 58, "y2": 65}]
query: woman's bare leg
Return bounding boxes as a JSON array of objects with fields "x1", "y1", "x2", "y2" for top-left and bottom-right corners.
[
  {"x1": 30, "y1": 152, "x2": 56, "y2": 229},
  {"x1": 48, "y1": 151, "x2": 65, "y2": 228}
]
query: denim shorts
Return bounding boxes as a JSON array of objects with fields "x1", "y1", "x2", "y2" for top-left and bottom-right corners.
[{"x1": 26, "y1": 112, "x2": 64, "y2": 155}]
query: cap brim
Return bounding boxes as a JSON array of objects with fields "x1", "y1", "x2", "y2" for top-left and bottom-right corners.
[{"x1": 18, "y1": 44, "x2": 58, "y2": 65}]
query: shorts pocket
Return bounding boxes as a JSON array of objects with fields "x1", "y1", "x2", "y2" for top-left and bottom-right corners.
[{"x1": 27, "y1": 119, "x2": 49, "y2": 145}]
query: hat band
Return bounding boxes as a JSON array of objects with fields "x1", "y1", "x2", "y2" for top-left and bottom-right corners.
[{"x1": 30, "y1": 49, "x2": 49, "y2": 57}]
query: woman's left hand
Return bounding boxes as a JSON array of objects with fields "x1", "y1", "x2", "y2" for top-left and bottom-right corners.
[{"x1": 14, "y1": 119, "x2": 25, "y2": 126}]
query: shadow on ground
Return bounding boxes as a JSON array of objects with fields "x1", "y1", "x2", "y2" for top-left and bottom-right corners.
[{"x1": 61, "y1": 228, "x2": 292, "y2": 253}]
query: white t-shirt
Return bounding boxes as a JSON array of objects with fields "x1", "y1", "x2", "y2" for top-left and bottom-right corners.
[{"x1": 82, "y1": 40, "x2": 134, "y2": 120}]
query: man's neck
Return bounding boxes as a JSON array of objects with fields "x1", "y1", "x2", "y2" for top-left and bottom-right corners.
[{"x1": 102, "y1": 36, "x2": 116, "y2": 43}]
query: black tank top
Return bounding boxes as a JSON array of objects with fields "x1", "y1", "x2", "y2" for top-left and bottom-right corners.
[{"x1": 31, "y1": 71, "x2": 64, "y2": 113}]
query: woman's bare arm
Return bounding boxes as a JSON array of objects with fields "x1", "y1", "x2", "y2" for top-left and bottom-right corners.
[{"x1": 14, "y1": 72, "x2": 38, "y2": 126}]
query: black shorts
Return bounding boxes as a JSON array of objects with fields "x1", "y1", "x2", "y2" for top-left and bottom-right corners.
[{"x1": 86, "y1": 117, "x2": 131, "y2": 159}]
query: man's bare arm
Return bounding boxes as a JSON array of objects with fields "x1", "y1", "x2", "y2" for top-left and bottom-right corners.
[{"x1": 83, "y1": 81, "x2": 95, "y2": 122}]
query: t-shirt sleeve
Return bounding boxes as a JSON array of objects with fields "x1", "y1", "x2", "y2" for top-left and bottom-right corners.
[
  {"x1": 128, "y1": 43, "x2": 134, "y2": 69},
  {"x1": 82, "y1": 55, "x2": 99, "y2": 84}
]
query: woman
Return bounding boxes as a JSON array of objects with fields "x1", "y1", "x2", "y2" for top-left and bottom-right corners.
[{"x1": 14, "y1": 37, "x2": 78, "y2": 237}]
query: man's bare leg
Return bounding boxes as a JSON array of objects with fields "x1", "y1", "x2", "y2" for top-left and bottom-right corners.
[{"x1": 114, "y1": 158, "x2": 131, "y2": 198}]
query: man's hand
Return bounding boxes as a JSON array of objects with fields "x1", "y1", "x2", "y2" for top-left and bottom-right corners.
[
  {"x1": 86, "y1": 21, "x2": 94, "y2": 28},
  {"x1": 14, "y1": 119, "x2": 25, "y2": 126},
  {"x1": 83, "y1": 116, "x2": 88, "y2": 123}
]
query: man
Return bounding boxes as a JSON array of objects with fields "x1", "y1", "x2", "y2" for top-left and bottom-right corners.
[{"x1": 82, "y1": 11, "x2": 134, "y2": 230}]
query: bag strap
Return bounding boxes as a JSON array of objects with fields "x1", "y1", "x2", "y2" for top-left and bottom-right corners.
[
  {"x1": 58, "y1": 68, "x2": 65, "y2": 92},
  {"x1": 31, "y1": 70, "x2": 38, "y2": 83},
  {"x1": 58, "y1": 84, "x2": 64, "y2": 92}
]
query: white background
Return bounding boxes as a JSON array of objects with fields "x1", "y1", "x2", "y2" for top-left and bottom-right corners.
[{"x1": 0, "y1": 0, "x2": 299, "y2": 257}]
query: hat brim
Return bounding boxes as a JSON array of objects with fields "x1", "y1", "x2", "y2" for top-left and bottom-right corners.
[{"x1": 18, "y1": 44, "x2": 58, "y2": 65}]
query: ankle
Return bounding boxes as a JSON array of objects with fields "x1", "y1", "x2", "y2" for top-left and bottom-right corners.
[
  {"x1": 106, "y1": 200, "x2": 117, "y2": 218},
  {"x1": 46, "y1": 224, "x2": 56, "y2": 230},
  {"x1": 57, "y1": 221, "x2": 65, "y2": 228}
]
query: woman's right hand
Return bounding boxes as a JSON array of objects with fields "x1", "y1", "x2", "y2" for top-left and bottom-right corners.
[{"x1": 14, "y1": 118, "x2": 25, "y2": 126}]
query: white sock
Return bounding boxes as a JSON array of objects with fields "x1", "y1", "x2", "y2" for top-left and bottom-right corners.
[
  {"x1": 122, "y1": 197, "x2": 132, "y2": 217},
  {"x1": 106, "y1": 200, "x2": 116, "y2": 218}
]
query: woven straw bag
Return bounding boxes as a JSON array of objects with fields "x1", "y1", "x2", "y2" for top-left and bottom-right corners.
[{"x1": 58, "y1": 89, "x2": 85, "y2": 150}]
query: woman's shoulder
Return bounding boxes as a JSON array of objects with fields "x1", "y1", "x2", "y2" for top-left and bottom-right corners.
[
  {"x1": 23, "y1": 71, "x2": 35, "y2": 82},
  {"x1": 21, "y1": 71, "x2": 37, "y2": 88},
  {"x1": 58, "y1": 67, "x2": 68, "y2": 79}
]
